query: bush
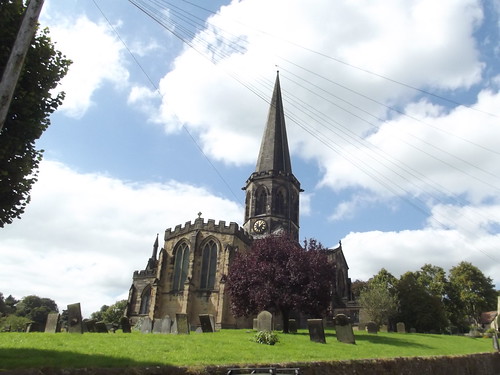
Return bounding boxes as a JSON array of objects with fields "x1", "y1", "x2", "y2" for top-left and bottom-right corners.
[
  {"x1": 0, "y1": 315, "x2": 31, "y2": 331},
  {"x1": 253, "y1": 330, "x2": 279, "y2": 345}
]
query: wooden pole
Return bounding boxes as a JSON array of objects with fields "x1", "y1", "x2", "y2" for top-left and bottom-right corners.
[{"x1": 0, "y1": 0, "x2": 45, "y2": 132}]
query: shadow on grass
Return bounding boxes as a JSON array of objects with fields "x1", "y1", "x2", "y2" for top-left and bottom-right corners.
[
  {"x1": 353, "y1": 334, "x2": 433, "y2": 349},
  {"x1": 0, "y1": 348, "x2": 165, "y2": 371}
]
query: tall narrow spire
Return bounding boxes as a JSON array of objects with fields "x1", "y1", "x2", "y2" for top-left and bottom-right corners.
[{"x1": 255, "y1": 72, "x2": 292, "y2": 174}]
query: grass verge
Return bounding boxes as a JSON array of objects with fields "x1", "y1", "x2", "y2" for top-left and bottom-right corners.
[{"x1": 0, "y1": 329, "x2": 494, "y2": 370}]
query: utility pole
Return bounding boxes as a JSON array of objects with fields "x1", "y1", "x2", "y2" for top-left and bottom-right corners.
[{"x1": 0, "y1": 0, "x2": 45, "y2": 132}]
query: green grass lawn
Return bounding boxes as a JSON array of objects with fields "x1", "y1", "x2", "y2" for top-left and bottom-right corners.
[{"x1": 0, "y1": 329, "x2": 494, "y2": 370}]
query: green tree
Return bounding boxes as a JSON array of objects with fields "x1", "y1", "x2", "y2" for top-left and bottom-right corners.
[
  {"x1": 359, "y1": 282, "x2": 398, "y2": 327},
  {"x1": 102, "y1": 300, "x2": 127, "y2": 325},
  {"x1": 15, "y1": 295, "x2": 58, "y2": 327},
  {"x1": 0, "y1": 0, "x2": 71, "y2": 227},
  {"x1": 448, "y1": 262, "x2": 497, "y2": 328},
  {"x1": 397, "y1": 271, "x2": 448, "y2": 333},
  {"x1": 90, "y1": 304, "x2": 109, "y2": 322},
  {"x1": 0, "y1": 314, "x2": 30, "y2": 331},
  {"x1": 350, "y1": 279, "x2": 368, "y2": 300},
  {"x1": 415, "y1": 264, "x2": 449, "y2": 300}
]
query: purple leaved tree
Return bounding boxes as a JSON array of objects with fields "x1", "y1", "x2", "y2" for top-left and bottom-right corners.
[{"x1": 227, "y1": 233, "x2": 334, "y2": 333}]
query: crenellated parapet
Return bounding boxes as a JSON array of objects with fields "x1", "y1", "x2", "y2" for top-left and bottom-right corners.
[
  {"x1": 164, "y1": 217, "x2": 252, "y2": 243},
  {"x1": 133, "y1": 269, "x2": 156, "y2": 278}
]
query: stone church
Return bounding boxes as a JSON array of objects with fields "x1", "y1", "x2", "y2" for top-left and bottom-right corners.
[{"x1": 126, "y1": 73, "x2": 353, "y2": 329}]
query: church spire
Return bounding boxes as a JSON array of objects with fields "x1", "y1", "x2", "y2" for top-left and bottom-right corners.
[{"x1": 255, "y1": 72, "x2": 292, "y2": 174}]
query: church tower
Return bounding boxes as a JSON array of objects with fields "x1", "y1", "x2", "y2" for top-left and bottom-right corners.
[{"x1": 243, "y1": 72, "x2": 302, "y2": 240}]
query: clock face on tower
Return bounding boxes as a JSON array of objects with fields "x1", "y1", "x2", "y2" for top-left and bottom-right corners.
[{"x1": 253, "y1": 219, "x2": 267, "y2": 234}]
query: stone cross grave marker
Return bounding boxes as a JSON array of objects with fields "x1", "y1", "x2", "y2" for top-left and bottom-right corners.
[
  {"x1": 334, "y1": 314, "x2": 355, "y2": 344},
  {"x1": 67, "y1": 303, "x2": 83, "y2": 334},
  {"x1": 44, "y1": 312, "x2": 60, "y2": 333},
  {"x1": 397, "y1": 322, "x2": 406, "y2": 333},
  {"x1": 366, "y1": 321, "x2": 378, "y2": 334},
  {"x1": 199, "y1": 314, "x2": 215, "y2": 333},
  {"x1": 257, "y1": 310, "x2": 273, "y2": 331},
  {"x1": 307, "y1": 319, "x2": 326, "y2": 343},
  {"x1": 120, "y1": 316, "x2": 131, "y2": 333},
  {"x1": 175, "y1": 313, "x2": 190, "y2": 334}
]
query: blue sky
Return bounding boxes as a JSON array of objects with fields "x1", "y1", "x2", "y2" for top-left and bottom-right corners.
[{"x1": 1, "y1": 0, "x2": 499, "y2": 316}]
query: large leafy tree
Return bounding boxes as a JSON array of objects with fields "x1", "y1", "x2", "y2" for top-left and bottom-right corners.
[
  {"x1": 359, "y1": 276, "x2": 398, "y2": 327},
  {"x1": 396, "y1": 271, "x2": 448, "y2": 333},
  {"x1": 227, "y1": 233, "x2": 334, "y2": 333},
  {"x1": 448, "y1": 261, "x2": 497, "y2": 328},
  {"x1": 15, "y1": 295, "x2": 58, "y2": 327},
  {"x1": 0, "y1": 0, "x2": 71, "y2": 227}
]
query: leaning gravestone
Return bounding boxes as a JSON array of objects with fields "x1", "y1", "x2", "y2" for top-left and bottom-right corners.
[
  {"x1": 334, "y1": 314, "x2": 355, "y2": 344},
  {"x1": 175, "y1": 313, "x2": 190, "y2": 334},
  {"x1": 257, "y1": 310, "x2": 273, "y2": 331},
  {"x1": 67, "y1": 303, "x2": 83, "y2": 334},
  {"x1": 288, "y1": 319, "x2": 297, "y2": 333},
  {"x1": 307, "y1": 319, "x2": 326, "y2": 344},
  {"x1": 120, "y1": 317, "x2": 131, "y2": 333},
  {"x1": 397, "y1": 322, "x2": 406, "y2": 333},
  {"x1": 140, "y1": 317, "x2": 153, "y2": 334},
  {"x1": 45, "y1": 313, "x2": 60, "y2": 333},
  {"x1": 366, "y1": 321, "x2": 378, "y2": 334},
  {"x1": 95, "y1": 322, "x2": 108, "y2": 333},
  {"x1": 199, "y1": 314, "x2": 215, "y2": 333}
]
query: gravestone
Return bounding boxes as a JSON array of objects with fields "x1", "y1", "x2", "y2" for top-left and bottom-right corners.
[
  {"x1": 67, "y1": 303, "x2": 83, "y2": 334},
  {"x1": 257, "y1": 310, "x2": 273, "y2": 331},
  {"x1": 288, "y1": 319, "x2": 297, "y2": 333},
  {"x1": 195, "y1": 327, "x2": 203, "y2": 334},
  {"x1": 199, "y1": 314, "x2": 215, "y2": 333},
  {"x1": 380, "y1": 324, "x2": 388, "y2": 333},
  {"x1": 140, "y1": 317, "x2": 153, "y2": 334},
  {"x1": 358, "y1": 322, "x2": 366, "y2": 331},
  {"x1": 253, "y1": 318, "x2": 258, "y2": 330},
  {"x1": 95, "y1": 322, "x2": 108, "y2": 333},
  {"x1": 334, "y1": 314, "x2": 355, "y2": 344},
  {"x1": 396, "y1": 322, "x2": 406, "y2": 333},
  {"x1": 366, "y1": 321, "x2": 378, "y2": 334},
  {"x1": 26, "y1": 322, "x2": 41, "y2": 332},
  {"x1": 161, "y1": 317, "x2": 172, "y2": 334},
  {"x1": 120, "y1": 317, "x2": 131, "y2": 333},
  {"x1": 153, "y1": 319, "x2": 163, "y2": 334},
  {"x1": 84, "y1": 319, "x2": 97, "y2": 332},
  {"x1": 410, "y1": 328, "x2": 417, "y2": 333},
  {"x1": 175, "y1": 313, "x2": 190, "y2": 334},
  {"x1": 45, "y1": 312, "x2": 60, "y2": 333},
  {"x1": 307, "y1": 319, "x2": 326, "y2": 344}
]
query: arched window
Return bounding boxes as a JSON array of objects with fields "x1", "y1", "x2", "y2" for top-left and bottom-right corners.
[
  {"x1": 275, "y1": 189, "x2": 286, "y2": 215},
  {"x1": 255, "y1": 188, "x2": 267, "y2": 215},
  {"x1": 139, "y1": 285, "x2": 151, "y2": 315},
  {"x1": 200, "y1": 240, "x2": 218, "y2": 290},
  {"x1": 172, "y1": 242, "x2": 190, "y2": 292}
]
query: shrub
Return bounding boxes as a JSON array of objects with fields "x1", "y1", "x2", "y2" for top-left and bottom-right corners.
[{"x1": 253, "y1": 330, "x2": 279, "y2": 345}]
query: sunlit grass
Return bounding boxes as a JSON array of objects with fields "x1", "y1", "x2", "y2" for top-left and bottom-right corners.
[{"x1": 0, "y1": 329, "x2": 494, "y2": 370}]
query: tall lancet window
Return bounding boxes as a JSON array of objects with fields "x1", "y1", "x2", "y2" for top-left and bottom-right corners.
[
  {"x1": 275, "y1": 189, "x2": 286, "y2": 215},
  {"x1": 200, "y1": 240, "x2": 218, "y2": 290},
  {"x1": 255, "y1": 188, "x2": 267, "y2": 215},
  {"x1": 172, "y1": 242, "x2": 190, "y2": 292},
  {"x1": 139, "y1": 285, "x2": 151, "y2": 315}
]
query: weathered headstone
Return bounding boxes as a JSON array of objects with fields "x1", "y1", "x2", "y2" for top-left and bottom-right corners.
[
  {"x1": 380, "y1": 324, "x2": 388, "y2": 333},
  {"x1": 257, "y1": 310, "x2": 273, "y2": 331},
  {"x1": 120, "y1": 317, "x2": 131, "y2": 333},
  {"x1": 334, "y1": 314, "x2": 355, "y2": 344},
  {"x1": 410, "y1": 327, "x2": 417, "y2": 334},
  {"x1": 45, "y1": 313, "x2": 60, "y2": 333},
  {"x1": 67, "y1": 303, "x2": 83, "y2": 334},
  {"x1": 253, "y1": 318, "x2": 258, "y2": 330},
  {"x1": 358, "y1": 322, "x2": 366, "y2": 331},
  {"x1": 84, "y1": 319, "x2": 97, "y2": 333},
  {"x1": 307, "y1": 319, "x2": 326, "y2": 344},
  {"x1": 199, "y1": 314, "x2": 216, "y2": 333},
  {"x1": 396, "y1": 322, "x2": 406, "y2": 333},
  {"x1": 288, "y1": 319, "x2": 297, "y2": 333},
  {"x1": 195, "y1": 327, "x2": 203, "y2": 334},
  {"x1": 493, "y1": 332, "x2": 499, "y2": 351},
  {"x1": 153, "y1": 319, "x2": 164, "y2": 334},
  {"x1": 175, "y1": 313, "x2": 190, "y2": 334},
  {"x1": 95, "y1": 322, "x2": 108, "y2": 333},
  {"x1": 366, "y1": 321, "x2": 378, "y2": 334},
  {"x1": 140, "y1": 317, "x2": 153, "y2": 334}
]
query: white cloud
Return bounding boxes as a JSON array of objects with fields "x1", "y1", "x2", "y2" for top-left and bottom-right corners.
[
  {"x1": 42, "y1": 15, "x2": 129, "y2": 118},
  {"x1": 0, "y1": 160, "x2": 242, "y2": 317}
]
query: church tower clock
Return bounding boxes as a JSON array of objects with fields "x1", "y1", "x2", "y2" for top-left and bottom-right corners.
[{"x1": 243, "y1": 72, "x2": 302, "y2": 240}]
